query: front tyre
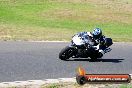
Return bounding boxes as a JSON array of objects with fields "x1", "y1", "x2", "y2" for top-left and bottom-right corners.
[{"x1": 59, "y1": 46, "x2": 75, "y2": 60}]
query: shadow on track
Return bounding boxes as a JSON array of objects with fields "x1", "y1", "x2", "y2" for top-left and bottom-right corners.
[{"x1": 66, "y1": 58, "x2": 124, "y2": 63}]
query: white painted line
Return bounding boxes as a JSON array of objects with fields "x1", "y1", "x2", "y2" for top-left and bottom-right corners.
[
  {"x1": 29, "y1": 41, "x2": 68, "y2": 43},
  {"x1": 27, "y1": 41, "x2": 132, "y2": 43},
  {"x1": 0, "y1": 75, "x2": 132, "y2": 88},
  {"x1": 27, "y1": 80, "x2": 46, "y2": 85},
  {"x1": 9, "y1": 82, "x2": 28, "y2": 87},
  {"x1": 58, "y1": 78, "x2": 76, "y2": 82},
  {"x1": 44, "y1": 79, "x2": 60, "y2": 83}
]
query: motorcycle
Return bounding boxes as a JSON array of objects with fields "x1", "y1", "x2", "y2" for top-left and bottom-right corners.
[{"x1": 59, "y1": 32, "x2": 113, "y2": 61}]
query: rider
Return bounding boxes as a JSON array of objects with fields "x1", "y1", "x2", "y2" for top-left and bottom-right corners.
[{"x1": 85, "y1": 28, "x2": 108, "y2": 58}]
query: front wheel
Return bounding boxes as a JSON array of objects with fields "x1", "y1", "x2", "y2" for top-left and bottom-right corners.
[{"x1": 59, "y1": 46, "x2": 75, "y2": 60}]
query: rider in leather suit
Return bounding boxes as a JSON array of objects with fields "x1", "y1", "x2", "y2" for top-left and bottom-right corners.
[{"x1": 78, "y1": 28, "x2": 109, "y2": 58}]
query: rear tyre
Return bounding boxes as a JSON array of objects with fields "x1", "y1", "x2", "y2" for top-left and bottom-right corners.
[
  {"x1": 90, "y1": 56, "x2": 97, "y2": 62},
  {"x1": 59, "y1": 46, "x2": 74, "y2": 60}
]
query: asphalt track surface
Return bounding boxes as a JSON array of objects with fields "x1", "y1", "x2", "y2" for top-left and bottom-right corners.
[{"x1": 0, "y1": 41, "x2": 132, "y2": 82}]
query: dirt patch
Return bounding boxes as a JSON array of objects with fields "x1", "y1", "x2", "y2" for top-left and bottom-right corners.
[
  {"x1": 48, "y1": 0, "x2": 132, "y2": 12},
  {"x1": 38, "y1": 0, "x2": 132, "y2": 24}
]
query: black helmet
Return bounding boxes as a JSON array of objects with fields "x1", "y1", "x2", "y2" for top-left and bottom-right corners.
[{"x1": 92, "y1": 28, "x2": 102, "y2": 39}]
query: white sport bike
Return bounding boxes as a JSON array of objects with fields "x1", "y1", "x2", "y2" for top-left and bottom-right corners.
[{"x1": 59, "y1": 32, "x2": 113, "y2": 61}]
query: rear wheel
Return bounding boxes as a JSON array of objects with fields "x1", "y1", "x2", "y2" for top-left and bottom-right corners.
[
  {"x1": 90, "y1": 56, "x2": 97, "y2": 61},
  {"x1": 59, "y1": 46, "x2": 75, "y2": 60}
]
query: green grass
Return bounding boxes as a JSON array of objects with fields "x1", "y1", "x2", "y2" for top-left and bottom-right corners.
[
  {"x1": 41, "y1": 83, "x2": 81, "y2": 88},
  {"x1": 0, "y1": 0, "x2": 132, "y2": 41},
  {"x1": 41, "y1": 83, "x2": 132, "y2": 88},
  {"x1": 119, "y1": 84, "x2": 132, "y2": 88},
  {"x1": 41, "y1": 83, "x2": 63, "y2": 88}
]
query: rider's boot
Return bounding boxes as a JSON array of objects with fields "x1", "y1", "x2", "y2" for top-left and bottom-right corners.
[
  {"x1": 98, "y1": 48, "x2": 112, "y2": 58},
  {"x1": 98, "y1": 49, "x2": 105, "y2": 58},
  {"x1": 104, "y1": 48, "x2": 112, "y2": 53}
]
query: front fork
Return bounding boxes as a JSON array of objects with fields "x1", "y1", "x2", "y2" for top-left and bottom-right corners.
[{"x1": 68, "y1": 43, "x2": 78, "y2": 56}]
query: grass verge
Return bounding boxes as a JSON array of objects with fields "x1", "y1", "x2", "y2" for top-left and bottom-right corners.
[
  {"x1": 0, "y1": 0, "x2": 132, "y2": 41},
  {"x1": 41, "y1": 83, "x2": 132, "y2": 88}
]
